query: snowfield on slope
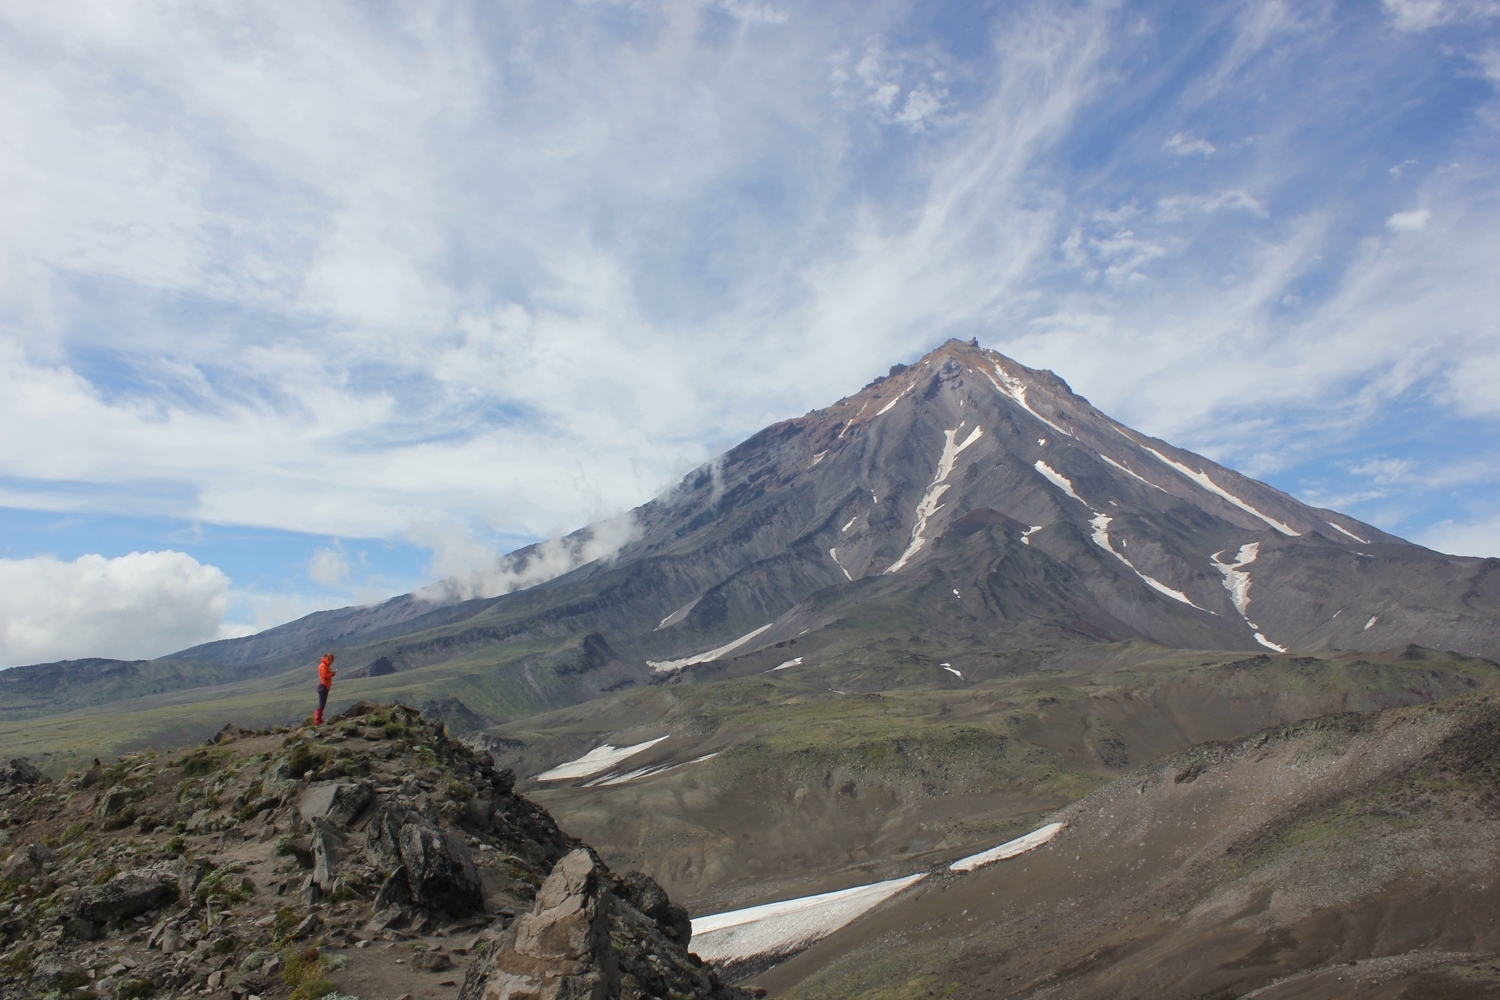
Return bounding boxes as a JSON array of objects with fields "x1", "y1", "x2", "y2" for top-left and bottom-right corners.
[
  {"x1": 949, "y1": 821, "x2": 1067, "y2": 872},
  {"x1": 647, "y1": 623, "x2": 774, "y2": 672},
  {"x1": 690, "y1": 874, "x2": 927, "y2": 972},
  {"x1": 534, "y1": 736, "x2": 669, "y2": 782}
]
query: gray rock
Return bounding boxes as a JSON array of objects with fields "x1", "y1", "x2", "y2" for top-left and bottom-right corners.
[
  {"x1": 365, "y1": 804, "x2": 406, "y2": 872},
  {"x1": 373, "y1": 866, "x2": 412, "y2": 911},
  {"x1": 73, "y1": 870, "x2": 178, "y2": 924},
  {"x1": 96, "y1": 788, "x2": 133, "y2": 818},
  {"x1": 1, "y1": 843, "x2": 55, "y2": 880},
  {"x1": 412, "y1": 950, "x2": 452, "y2": 972},
  {"x1": 309, "y1": 819, "x2": 344, "y2": 890},
  {"x1": 397, "y1": 817, "x2": 484, "y2": 917},
  {"x1": 616, "y1": 870, "x2": 692, "y2": 946},
  {"x1": 299, "y1": 781, "x2": 373, "y2": 828},
  {"x1": 0, "y1": 758, "x2": 50, "y2": 787}
]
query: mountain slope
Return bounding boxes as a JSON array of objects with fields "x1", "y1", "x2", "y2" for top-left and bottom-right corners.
[
  {"x1": 5, "y1": 340, "x2": 1497, "y2": 737},
  {"x1": 755, "y1": 689, "x2": 1500, "y2": 999}
]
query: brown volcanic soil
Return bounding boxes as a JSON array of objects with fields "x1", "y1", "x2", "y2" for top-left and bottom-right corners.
[
  {"x1": 490, "y1": 644, "x2": 1500, "y2": 914},
  {"x1": 750, "y1": 690, "x2": 1500, "y2": 999}
]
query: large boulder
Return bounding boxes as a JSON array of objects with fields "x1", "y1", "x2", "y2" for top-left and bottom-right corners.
[
  {"x1": 299, "y1": 780, "x2": 372, "y2": 828},
  {"x1": 463, "y1": 849, "x2": 613, "y2": 1000},
  {"x1": 1, "y1": 843, "x2": 56, "y2": 880},
  {"x1": 71, "y1": 869, "x2": 178, "y2": 926},
  {"x1": 310, "y1": 819, "x2": 346, "y2": 891},
  {"x1": 0, "y1": 758, "x2": 50, "y2": 788},
  {"x1": 615, "y1": 870, "x2": 692, "y2": 946},
  {"x1": 398, "y1": 817, "x2": 484, "y2": 917}
]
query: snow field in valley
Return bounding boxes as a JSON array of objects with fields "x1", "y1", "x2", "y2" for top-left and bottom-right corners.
[{"x1": 689, "y1": 820, "x2": 1066, "y2": 970}]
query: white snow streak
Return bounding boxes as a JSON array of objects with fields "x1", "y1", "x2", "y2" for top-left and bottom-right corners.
[
  {"x1": 1211, "y1": 543, "x2": 1260, "y2": 617},
  {"x1": 536, "y1": 736, "x2": 670, "y2": 782},
  {"x1": 985, "y1": 364, "x2": 1073, "y2": 437},
  {"x1": 647, "y1": 624, "x2": 774, "y2": 672},
  {"x1": 1091, "y1": 514, "x2": 1206, "y2": 609},
  {"x1": 1138, "y1": 446, "x2": 1299, "y2": 536},
  {"x1": 1099, "y1": 454, "x2": 1167, "y2": 492},
  {"x1": 1326, "y1": 521, "x2": 1371, "y2": 545},
  {"x1": 770, "y1": 656, "x2": 803, "y2": 671},
  {"x1": 1020, "y1": 525, "x2": 1044, "y2": 546},
  {"x1": 950, "y1": 822, "x2": 1067, "y2": 872},
  {"x1": 829, "y1": 548, "x2": 853, "y2": 581},
  {"x1": 811, "y1": 451, "x2": 827, "y2": 467},
  {"x1": 942, "y1": 665, "x2": 964, "y2": 679},
  {"x1": 842, "y1": 516, "x2": 858, "y2": 533},
  {"x1": 876, "y1": 384, "x2": 914, "y2": 416},
  {"x1": 1034, "y1": 461, "x2": 1084, "y2": 504},
  {"x1": 886, "y1": 427, "x2": 983, "y2": 574},
  {"x1": 584, "y1": 752, "x2": 719, "y2": 787},
  {"x1": 690, "y1": 874, "x2": 927, "y2": 970},
  {"x1": 1254, "y1": 633, "x2": 1287, "y2": 652},
  {"x1": 1364, "y1": 615, "x2": 1379, "y2": 630}
]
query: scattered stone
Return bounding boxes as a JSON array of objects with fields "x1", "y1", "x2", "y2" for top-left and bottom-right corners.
[
  {"x1": 412, "y1": 950, "x2": 453, "y2": 972},
  {"x1": 1, "y1": 842, "x2": 56, "y2": 880}
]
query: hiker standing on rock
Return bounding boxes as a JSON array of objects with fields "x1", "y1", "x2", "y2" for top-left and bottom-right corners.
[{"x1": 314, "y1": 652, "x2": 336, "y2": 726}]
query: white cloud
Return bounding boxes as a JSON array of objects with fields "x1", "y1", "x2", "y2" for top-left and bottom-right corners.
[
  {"x1": 1386, "y1": 208, "x2": 1432, "y2": 231},
  {"x1": 307, "y1": 543, "x2": 350, "y2": 587},
  {"x1": 1384, "y1": 0, "x2": 1500, "y2": 32},
  {"x1": 0, "y1": 551, "x2": 231, "y2": 667},
  {"x1": 1156, "y1": 189, "x2": 1268, "y2": 222},
  {"x1": 1164, "y1": 132, "x2": 1216, "y2": 156},
  {"x1": 1415, "y1": 516, "x2": 1500, "y2": 557}
]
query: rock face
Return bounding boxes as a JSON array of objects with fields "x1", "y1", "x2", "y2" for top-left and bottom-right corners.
[
  {"x1": 0, "y1": 758, "x2": 50, "y2": 788},
  {"x1": 0, "y1": 843, "x2": 54, "y2": 880},
  {"x1": 471, "y1": 849, "x2": 614, "y2": 1000},
  {"x1": 397, "y1": 812, "x2": 484, "y2": 916},
  {"x1": 68, "y1": 869, "x2": 179, "y2": 935},
  {"x1": 461, "y1": 851, "x2": 748, "y2": 1000}
]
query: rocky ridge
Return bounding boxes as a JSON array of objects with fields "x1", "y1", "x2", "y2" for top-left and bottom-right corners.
[{"x1": 0, "y1": 704, "x2": 748, "y2": 1000}]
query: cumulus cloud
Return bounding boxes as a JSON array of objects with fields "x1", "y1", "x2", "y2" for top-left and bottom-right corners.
[
  {"x1": 307, "y1": 543, "x2": 351, "y2": 587},
  {"x1": 0, "y1": 551, "x2": 231, "y2": 667}
]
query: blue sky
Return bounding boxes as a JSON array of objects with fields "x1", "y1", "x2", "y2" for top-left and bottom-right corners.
[{"x1": 1, "y1": 0, "x2": 1498, "y2": 666}]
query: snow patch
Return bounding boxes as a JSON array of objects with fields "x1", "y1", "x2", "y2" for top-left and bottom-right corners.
[
  {"x1": 1364, "y1": 615, "x2": 1379, "y2": 630},
  {"x1": 942, "y1": 665, "x2": 963, "y2": 679},
  {"x1": 770, "y1": 656, "x2": 803, "y2": 672},
  {"x1": 1100, "y1": 454, "x2": 1167, "y2": 493},
  {"x1": 690, "y1": 874, "x2": 928, "y2": 971},
  {"x1": 886, "y1": 427, "x2": 983, "y2": 574},
  {"x1": 811, "y1": 451, "x2": 827, "y2": 467},
  {"x1": 842, "y1": 516, "x2": 858, "y2": 533},
  {"x1": 949, "y1": 822, "x2": 1067, "y2": 872},
  {"x1": 984, "y1": 364, "x2": 1073, "y2": 437},
  {"x1": 535, "y1": 736, "x2": 670, "y2": 782},
  {"x1": 1326, "y1": 521, "x2": 1371, "y2": 545},
  {"x1": 1254, "y1": 633, "x2": 1287, "y2": 652},
  {"x1": 1138, "y1": 445, "x2": 1299, "y2": 536},
  {"x1": 1034, "y1": 461, "x2": 1085, "y2": 504},
  {"x1": 876, "y1": 384, "x2": 915, "y2": 416},
  {"x1": 1020, "y1": 525, "x2": 1043, "y2": 546},
  {"x1": 585, "y1": 752, "x2": 719, "y2": 788},
  {"x1": 1091, "y1": 514, "x2": 1207, "y2": 609},
  {"x1": 655, "y1": 596, "x2": 701, "y2": 631},
  {"x1": 1211, "y1": 543, "x2": 1260, "y2": 617},
  {"x1": 647, "y1": 624, "x2": 774, "y2": 672},
  {"x1": 829, "y1": 548, "x2": 853, "y2": 581}
]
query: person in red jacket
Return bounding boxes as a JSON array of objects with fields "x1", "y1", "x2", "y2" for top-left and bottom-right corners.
[{"x1": 314, "y1": 653, "x2": 336, "y2": 726}]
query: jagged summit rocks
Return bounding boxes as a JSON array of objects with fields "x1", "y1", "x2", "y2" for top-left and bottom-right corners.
[{"x1": 0, "y1": 705, "x2": 743, "y2": 1000}]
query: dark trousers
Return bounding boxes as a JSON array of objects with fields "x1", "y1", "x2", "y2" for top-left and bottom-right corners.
[{"x1": 317, "y1": 684, "x2": 329, "y2": 712}]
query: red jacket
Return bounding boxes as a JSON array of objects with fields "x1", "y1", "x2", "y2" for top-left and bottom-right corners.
[{"x1": 318, "y1": 656, "x2": 335, "y2": 688}]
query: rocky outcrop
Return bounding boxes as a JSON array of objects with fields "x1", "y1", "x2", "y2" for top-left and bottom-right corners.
[
  {"x1": 66, "y1": 868, "x2": 180, "y2": 937},
  {"x1": 0, "y1": 759, "x2": 50, "y2": 789},
  {"x1": 0, "y1": 843, "x2": 54, "y2": 880},
  {"x1": 397, "y1": 812, "x2": 484, "y2": 916},
  {"x1": 461, "y1": 851, "x2": 749, "y2": 1000}
]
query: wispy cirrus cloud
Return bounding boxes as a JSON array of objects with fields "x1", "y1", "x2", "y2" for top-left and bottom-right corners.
[{"x1": 0, "y1": 0, "x2": 1498, "y2": 661}]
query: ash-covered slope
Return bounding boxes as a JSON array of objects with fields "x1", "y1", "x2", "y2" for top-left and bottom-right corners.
[
  {"x1": 756, "y1": 690, "x2": 1500, "y2": 999},
  {"x1": 12, "y1": 340, "x2": 1497, "y2": 723}
]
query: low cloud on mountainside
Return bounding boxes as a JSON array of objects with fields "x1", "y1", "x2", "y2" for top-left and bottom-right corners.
[{"x1": 0, "y1": 551, "x2": 240, "y2": 667}]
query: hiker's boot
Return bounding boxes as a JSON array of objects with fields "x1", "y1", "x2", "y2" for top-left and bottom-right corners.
[{"x1": 313, "y1": 709, "x2": 323, "y2": 727}]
